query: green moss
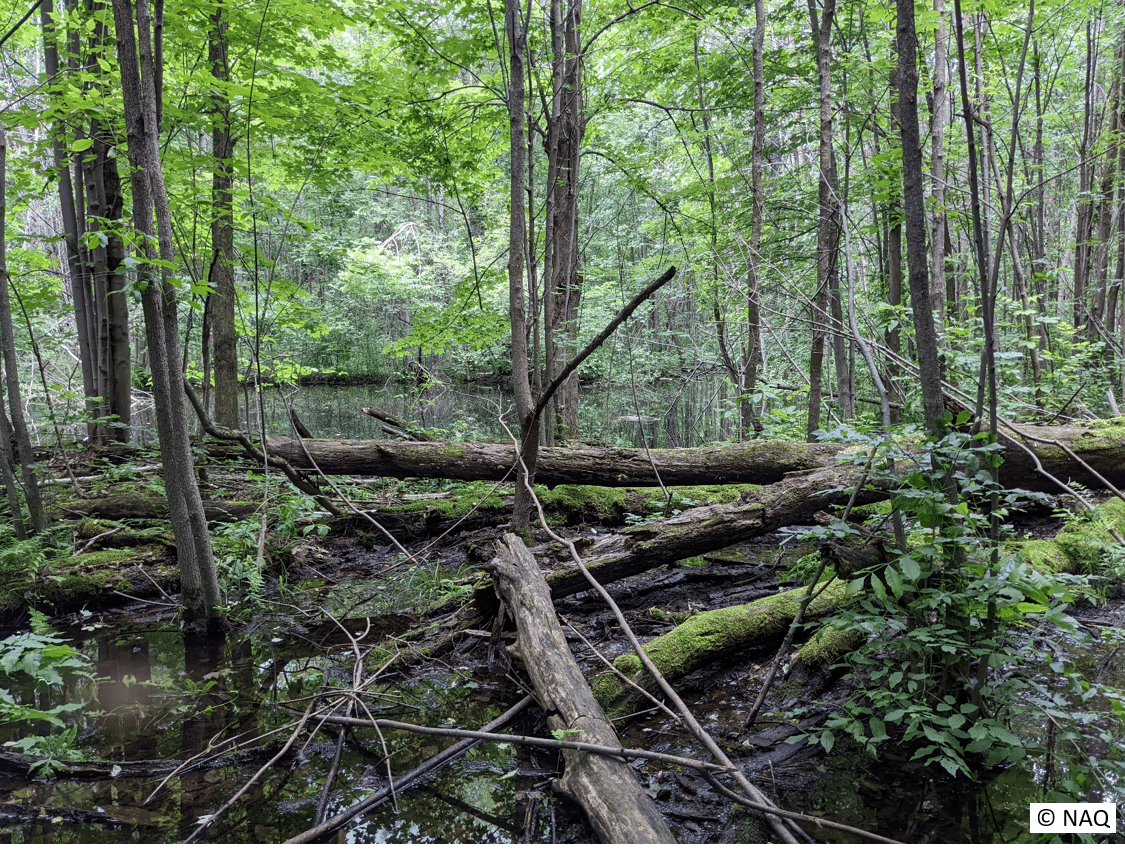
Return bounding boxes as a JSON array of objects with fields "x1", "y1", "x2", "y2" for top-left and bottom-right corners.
[
  {"x1": 1074, "y1": 418, "x2": 1125, "y2": 453},
  {"x1": 797, "y1": 625, "x2": 862, "y2": 666},
  {"x1": 540, "y1": 485, "x2": 629, "y2": 521},
  {"x1": 595, "y1": 581, "x2": 847, "y2": 712},
  {"x1": 1019, "y1": 539, "x2": 1072, "y2": 574},
  {"x1": 1012, "y1": 496, "x2": 1125, "y2": 575}
]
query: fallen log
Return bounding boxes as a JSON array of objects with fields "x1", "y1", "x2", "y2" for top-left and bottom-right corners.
[
  {"x1": 265, "y1": 435, "x2": 840, "y2": 486},
  {"x1": 266, "y1": 418, "x2": 1125, "y2": 492},
  {"x1": 530, "y1": 464, "x2": 887, "y2": 603},
  {"x1": 488, "y1": 533, "x2": 676, "y2": 844},
  {"x1": 591, "y1": 581, "x2": 847, "y2": 713}
]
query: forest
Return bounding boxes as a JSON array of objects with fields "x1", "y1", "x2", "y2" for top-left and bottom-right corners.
[{"x1": 0, "y1": 0, "x2": 1121, "y2": 841}]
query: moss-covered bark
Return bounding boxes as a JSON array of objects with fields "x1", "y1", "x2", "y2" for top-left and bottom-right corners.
[{"x1": 592, "y1": 581, "x2": 846, "y2": 713}]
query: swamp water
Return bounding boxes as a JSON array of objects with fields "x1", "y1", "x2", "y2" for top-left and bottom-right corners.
[
  {"x1": 2, "y1": 567, "x2": 1120, "y2": 843},
  {"x1": 0, "y1": 586, "x2": 590, "y2": 843}
]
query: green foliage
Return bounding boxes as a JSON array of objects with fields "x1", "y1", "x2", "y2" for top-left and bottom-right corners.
[
  {"x1": 792, "y1": 427, "x2": 1117, "y2": 786},
  {"x1": 0, "y1": 632, "x2": 91, "y2": 777}
]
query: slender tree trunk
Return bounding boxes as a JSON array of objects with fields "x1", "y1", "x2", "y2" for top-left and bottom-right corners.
[
  {"x1": 744, "y1": 0, "x2": 767, "y2": 436},
  {"x1": 1074, "y1": 23, "x2": 1099, "y2": 330},
  {"x1": 506, "y1": 0, "x2": 537, "y2": 531},
  {"x1": 0, "y1": 124, "x2": 46, "y2": 535},
  {"x1": 897, "y1": 0, "x2": 944, "y2": 434},
  {"x1": 42, "y1": 0, "x2": 100, "y2": 443},
  {"x1": 544, "y1": 0, "x2": 583, "y2": 444},
  {"x1": 113, "y1": 0, "x2": 223, "y2": 631},
  {"x1": 807, "y1": 0, "x2": 842, "y2": 438},
  {"x1": 930, "y1": 0, "x2": 949, "y2": 337},
  {"x1": 209, "y1": 0, "x2": 238, "y2": 430}
]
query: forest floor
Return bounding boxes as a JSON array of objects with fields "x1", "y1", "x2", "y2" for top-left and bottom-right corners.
[{"x1": 2, "y1": 445, "x2": 1123, "y2": 842}]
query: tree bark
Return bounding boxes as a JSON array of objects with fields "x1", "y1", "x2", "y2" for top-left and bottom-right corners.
[
  {"x1": 113, "y1": 0, "x2": 223, "y2": 632},
  {"x1": 268, "y1": 418, "x2": 1125, "y2": 494},
  {"x1": 535, "y1": 463, "x2": 888, "y2": 601},
  {"x1": 488, "y1": 533, "x2": 676, "y2": 844},
  {"x1": 265, "y1": 435, "x2": 842, "y2": 486},
  {"x1": 506, "y1": 0, "x2": 537, "y2": 532},
  {"x1": 544, "y1": 0, "x2": 584, "y2": 445},
  {"x1": 897, "y1": 0, "x2": 945, "y2": 435},
  {"x1": 0, "y1": 124, "x2": 46, "y2": 535},
  {"x1": 209, "y1": 0, "x2": 239, "y2": 431}
]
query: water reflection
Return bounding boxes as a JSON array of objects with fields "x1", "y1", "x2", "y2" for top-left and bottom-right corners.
[{"x1": 249, "y1": 377, "x2": 744, "y2": 447}]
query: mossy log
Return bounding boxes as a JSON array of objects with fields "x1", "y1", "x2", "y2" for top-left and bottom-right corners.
[
  {"x1": 527, "y1": 464, "x2": 889, "y2": 604},
  {"x1": 61, "y1": 494, "x2": 257, "y2": 522},
  {"x1": 336, "y1": 483, "x2": 762, "y2": 541},
  {"x1": 488, "y1": 533, "x2": 676, "y2": 844},
  {"x1": 268, "y1": 417, "x2": 1125, "y2": 492},
  {"x1": 592, "y1": 581, "x2": 846, "y2": 712},
  {"x1": 265, "y1": 435, "x2": 840, "y2": 486}
]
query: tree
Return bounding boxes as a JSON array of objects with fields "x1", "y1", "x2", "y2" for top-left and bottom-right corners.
[
  {"x1": 40, "y1": 0, "x2": 132, "y2": 445},
  {"x1": 112, "y1": 0, "x2": 223, "y2": 631},
  {"x1": 206, "y1": 0, "x2": 239, "y2": 431},
  {"x1": 895, "y1": 0, "x2": 944, "y2": 435},
  {"x1": 543, "y1": 0, "x2": 585, "y2": 445},
  {"x1": 506, "y1": 0, "x2": 538, "y2": 532},
  {"x1": 0, "y1": 123, "x2": 46, "y2": 536}
]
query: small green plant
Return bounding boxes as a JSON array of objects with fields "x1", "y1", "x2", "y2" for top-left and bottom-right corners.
[
  {"x1": 11, "y1": 726, "x2": 84, "y2": 777},
  {"x1": 0, "y1": 632, "x2": 92, "y2": 776}
]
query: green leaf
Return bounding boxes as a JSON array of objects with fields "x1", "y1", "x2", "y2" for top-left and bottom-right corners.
[{"x1": 885, "y1": 566, "x2": 904, "y2": 598}]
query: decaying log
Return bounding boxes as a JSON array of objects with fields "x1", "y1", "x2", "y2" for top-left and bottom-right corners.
[
  {"x1": 265, "y1": 435, "x2": 841, "y2": 486},
  {"x1": 62, "y1": 494, "x2": 257, "y2": 522},
  {"x1": 488, "y1": 533, "x2": 676, "y2": 844},
  {"x1": 266, "y1": 418, "x2": 1125, "y2": 492},
  {"x1": 532, "y1": 464, "x2": 888, "y2": 603},
  {"x1": 592, "y1": 581, "x2": 846, "y2": 711}
]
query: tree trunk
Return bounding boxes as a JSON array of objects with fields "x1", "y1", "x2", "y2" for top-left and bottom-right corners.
[
  {"x1": 897, "y1": 0, "x2": 945, "y2": 435},
  {"x1": 544, "y1": 0, "x2": 583, "y2": 444},
  {"x1": 488, "y1": 533, "x2": 676, "y2": 844},
  {"x1": 807, "y1": 0, "x2": 843, "y2": 437},
  {"x1": 743, "y1": 0, "x2": 767, "y2": 436},
  {"x1": 113, "y1": 0, "x2": 223, "y2": 632},
  {"x1": 209, "y1": 0, "x2": 239, "y2": 431},
  {"x1": 265, "y1": 434, "x2": 842, "y2": 486},
  {"x1": 267, "y1": 418, "x2": 1125, "y2": 494},
  {"x1": 0, "y1": 124, "x2": 46, "y2": 535},
  {"x1": 532, "y1": 463, "x2": 888, "y2": 602},
  {"x1": 930, "y1": 0, "x2": 949, "y2": 336},
  {"x1": 505, "y1": 0, "x2": 538, "y2": 532},
  {"x1": 42, "y1": 0, "x2": 99, "y2": 443}
]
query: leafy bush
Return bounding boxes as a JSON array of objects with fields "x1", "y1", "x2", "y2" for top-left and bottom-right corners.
[{"x1": 793, "y1": 425, "x2": 1125, "y2": 790}]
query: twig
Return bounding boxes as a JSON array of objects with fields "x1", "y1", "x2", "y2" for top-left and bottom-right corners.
[
  {"x1": 290, "y1": 709, "x2": 736, "y2": 773},
  {"x1": 283, "y1": 694, "x2": 535, "y2": 844},
  {"x1": 700, "y1": 769, "x2": 902, "y2": 844},
  {"x1": 183, "y1": 697, "x2": 321, "y2": 843}
]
